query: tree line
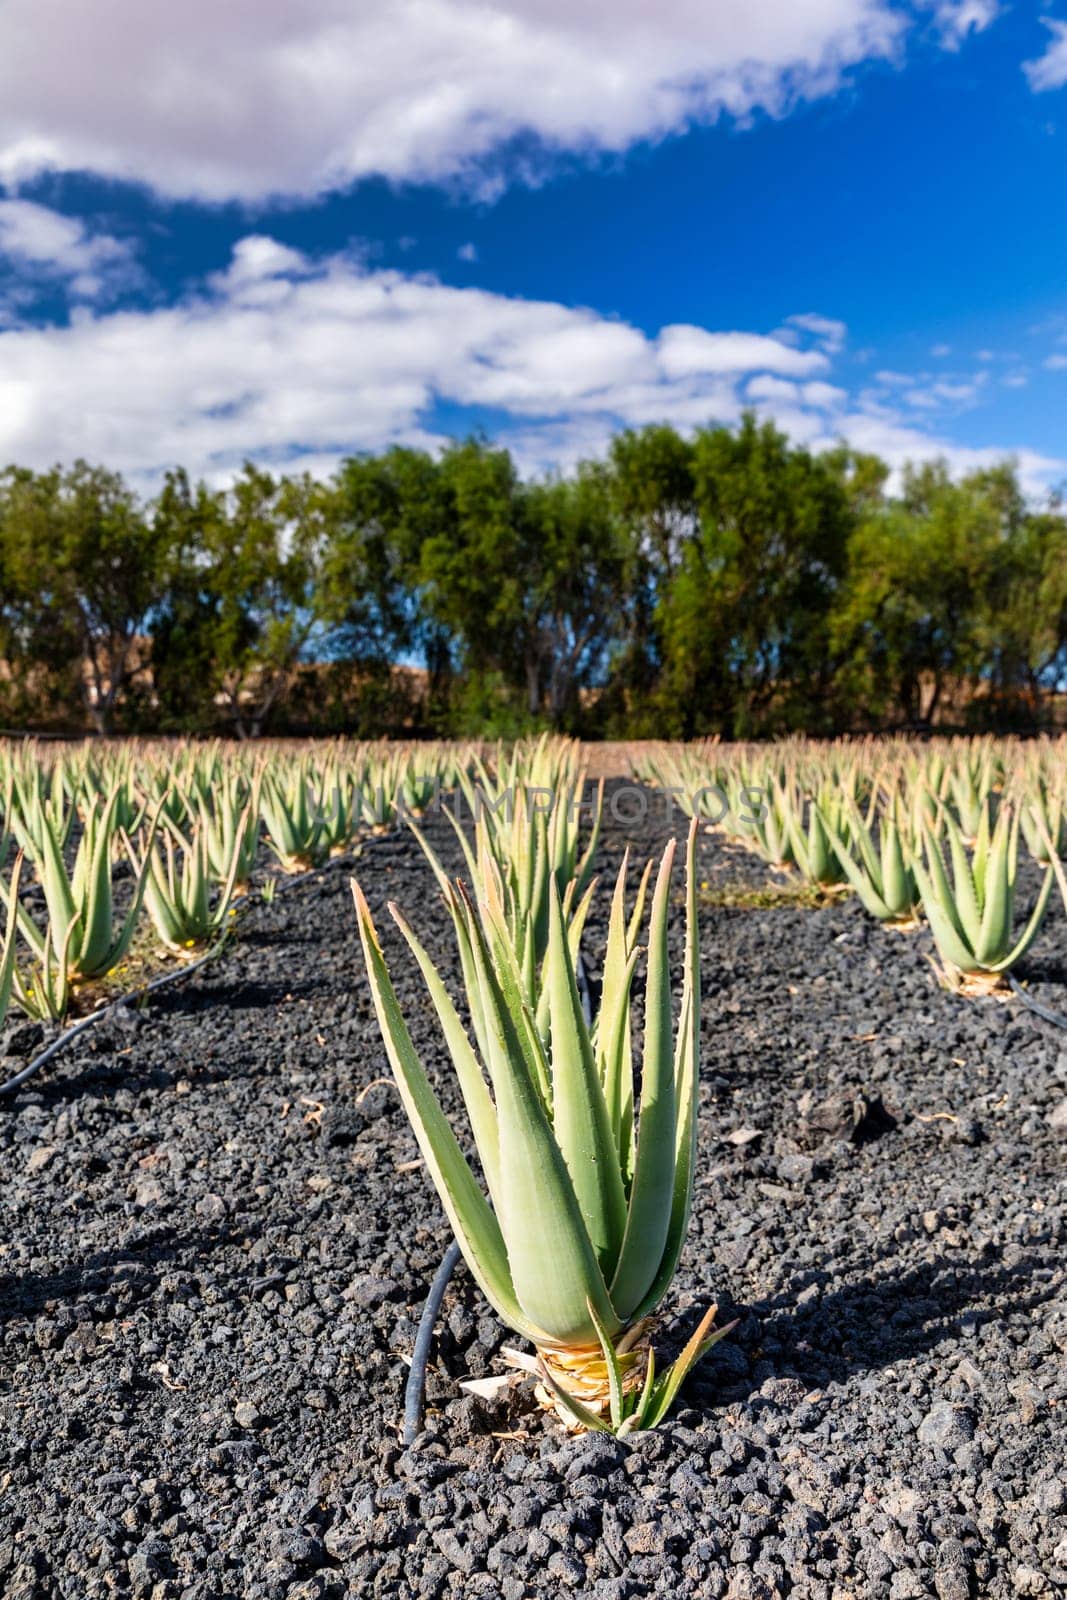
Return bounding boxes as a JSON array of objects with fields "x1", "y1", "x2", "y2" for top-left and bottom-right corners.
[{"x1": 1, "y1": 413, "x2": 1065, "y2": 739}]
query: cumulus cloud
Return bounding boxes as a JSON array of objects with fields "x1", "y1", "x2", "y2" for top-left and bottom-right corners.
[
  {"x1": 0, "y1": 237, "x2": 829, "y2": 479},
  {"x1": 0, "y1": 236, "x2": 1056, "y2": 495},
  {"x1": 0, "y1": 197, "x2": 136, "y2": 299},
  {"x1": 0, "y1": 0, "x2": 984, "y2": 203},
  {"x1": 1024, "y1": 19, "x2": 1067, "y2": 92}
]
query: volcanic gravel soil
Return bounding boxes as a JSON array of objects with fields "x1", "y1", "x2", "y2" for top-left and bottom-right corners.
[{"x1": 1, "y1": 786, "x2": 1066, "y2": 1600}]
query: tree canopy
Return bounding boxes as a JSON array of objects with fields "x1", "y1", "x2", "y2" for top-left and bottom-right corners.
[{"x1": 0, "y1": 416, "x2": 1063, "y2": 737}]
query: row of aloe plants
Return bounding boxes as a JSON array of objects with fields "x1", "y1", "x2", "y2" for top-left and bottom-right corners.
[
  {"x1": 0, "y1": 738, "x2": 465, "y2": 1026},
  {"x1": 637, "y1": 735, "x2": 1067, "y2": 996}
]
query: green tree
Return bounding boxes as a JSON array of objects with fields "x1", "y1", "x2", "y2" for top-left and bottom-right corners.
[
  {"x1": 603, "y1": 426, "x2": 697, "y2": 729},
  {"x1": 973, "y1": 468, "x2": 1067, "y2": 720},
  {"x1": 330, "y1": 448, "x2": 452, "y2": 726},
  {"x1": 654, "y1": 415, "x2": 854, "y2": 736},
  {"x1": 515, "y1": 465, "x2": 632, "y2": 724},
  {"x1": 411, "y1": 440, "x2": 632, "y2": 728},
  {"x1": 0, "y1": 472, "x2": 81, "y2": 728},
  {"x1": 152, "y1": 465, "x2": 340, "y2": 738},
  {"x1": 0, "y1": 461, "x2": 167, "y2": 732},
  {"x1": 834, "y1": 461, "x2": 1005, "y2": 726}
]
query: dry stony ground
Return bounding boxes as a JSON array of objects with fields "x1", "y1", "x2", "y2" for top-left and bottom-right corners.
[{"x1": 0, "y1": 786, "x2": 1065, "y2": 1600}]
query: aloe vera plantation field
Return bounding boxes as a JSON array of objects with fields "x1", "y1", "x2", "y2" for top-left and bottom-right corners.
[{"x1": 0, "y1": 735, "x2": 1065, "y2": 1599}]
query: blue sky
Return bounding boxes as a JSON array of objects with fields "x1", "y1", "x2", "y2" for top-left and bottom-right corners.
[{"x1": 1, "y1": 0, "x2": 1066, "y2": 491}]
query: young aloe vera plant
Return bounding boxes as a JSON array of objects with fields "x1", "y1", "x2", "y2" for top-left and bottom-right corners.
[
  {"x1": 912, "y1": 802, "x2": 1053, "y2": 994},
  {"x1": 1020, "y1": 780, "x2": 1067, "y2": 868},
  {"x1": 4, "y1": 789, "x2": 159, "y2": 988},
  {"x1": 353, "y1": 819, "x2": 735, "y2": 1436},
  {"x1": 316, "y1": 767, "x2": 361, "y2": 857},
  {"x1": 11, "y1": 762, "x2": 76, "y2": 853},
  {"x1": 409, "y1": 783, "x2": 601, "y2": 1025},
  {"x1": 784, "y1": 787, "x2": 849, "y2": 893},
  {"x1": 822, "y1": 797, "x2": 919, "y2": 927},
  {"x1": 260, "y1": 767, "x2": 327, "y2": 873},
  {"x1": 137, "y1": 813, "x2": 249, "y2": 956},
  {"x1": 733, "y1": 772, "x2": 792, "y2": 869},
  {"x1": 195, "y1": 772, "x2": 261, "y2": 892},
  {"x1": 1, "y1": 844, "x2": 75, "y2": 1024}
]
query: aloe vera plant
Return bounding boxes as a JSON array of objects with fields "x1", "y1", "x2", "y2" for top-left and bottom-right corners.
[
  {"x1": 4, "y1": 789, "x2": 159, "y2": 986},
  {"x1": 391, "y1": 752, "x2": 438, "y2": 817},
  {"x1": 353, "y1": 764, "x2": 395, "y2": 834},
  {"x1": 9, "y1": 910, "x2": 76, "y2": 1024},
  {"x1": 10, "y1": 763, "x2": 76, "y2": 862},
  {"x1": 260, "y1": 767, "x2": 327, "y2": 872},
  {"x1": 1020, "y1": 780, "x2": 1067, "y2": 868},
  {"x1": 941, "y1": 745, "x2": 1003, "y2": 843},
  {"x1": 138, "y1": 813, "x2": 248, "y2": 955},
  {"x1": 353, "y1": 819, "x2": 735, "y2": 1436},
  {"x1": 784, "y1": 788, "x2": 849, "y2": 892},
  {"x1": 912, "y1": 803, "x2": 1053, "y2": 993},
  {"x1": 822, "y1": 798, "x2": 919, "y2": 926},
  {"x1": 196, "y1": 772, "x2": 261, "y2": 891},
  {"x1": 1, "y1": 848, "x2": 74, "y2": 1023},
  {"x1": 734, "y1": 772, "x2": 792, "y2": 868}
]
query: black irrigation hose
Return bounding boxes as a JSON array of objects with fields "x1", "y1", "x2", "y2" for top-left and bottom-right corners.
[
  {"x1": 0, "y1": 938, "x2": 225, "y2": 1099},
  {"x1": 1007, "y1": 973, "x2": 1067, "y2": 1031},
  {"x1": 403, "y1": 1241, "x2": 463, "y2": 1447},
  {"x1": 401, "y1": 952, "x2": 596, "y2": 1445}
]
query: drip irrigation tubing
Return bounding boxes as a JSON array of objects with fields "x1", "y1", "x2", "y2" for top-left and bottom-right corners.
[
  {"x1": 0, "y1": 939, "x2": 225, "y2": 1099},
  {"x1": 1007, "y1": 973, "x2": 1067, "y2": 1031},
  {"x1": 403, "y1": 1242, "x2": 464, "y2": 1448}
]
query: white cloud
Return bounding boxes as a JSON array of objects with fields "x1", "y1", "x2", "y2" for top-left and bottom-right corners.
[
  {"x1": 0, "y1": 198, "x2": 135, "y2": 298},
  {"x1": 931, "y1": 0, "x2": 998, "y2": 49},
  {"x1": 746, "y1": 375, "x2": 803, "y2": 403},
  {"x1": 903, "y1": 387, "x2": 943, "y2": 410},
  {"x1": 1024, "y1": 19, "x2": 1067, "y2": 93},
  {"x1": 658, "y1": 326, "x2": 827, "y2": 380},
  {"x1": 784, "y1": 311, "x2": 848, "y2": 351},
  {"x1": 866, "y1": 364, "x2": 988, "y2": 414},
  {"x1": 930, "y1": 343, "x2": 952, "y2": 357},
  {"x1": 213, "y1": 235, "x2": 310, "y2": 290},
  {"x1": 457, "y1": 242, "x2": 479, "y2": 263},
  {"x1": 1045, "y1": 353, "x2": 1067, "y2": 371},
  {"x1": 829, "y1": 409, "x2": 1059, "y2": 496},
  {"x1": 0, "y1": 1, "x2": 985, "y2": 203},
  {"x1": 802, "y1": 380, "x2": 849, "y2": 407},
  {"x1": 0, "y1": 236, "x2": 1057, "y2": 498},
  {"x1": 0, "y1": 237, "x2": 833, "y2": 480},
  {"x1": 929, "y1": 376, "x2": 986, "y2": 401}
]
